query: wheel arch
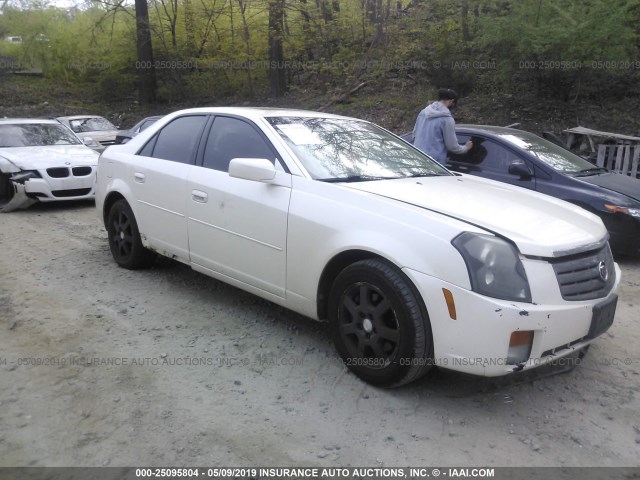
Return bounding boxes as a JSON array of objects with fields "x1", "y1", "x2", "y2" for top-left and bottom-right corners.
[
  {"x1": 316, "y1": 249, "x2": 426, "y2": 322},
  {"x1": 102, "y1": 191, "x2": 127, "y2": 229},
  {"x1": 322, "y1": 252, "x2": 435, "y2": 387}
]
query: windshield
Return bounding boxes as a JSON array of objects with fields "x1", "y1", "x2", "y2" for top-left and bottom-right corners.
[
  {"x1": 498, "y1": 131, "x2": 597, "y2": 174},
  {"x1": 0, "y1": 124, "x2": 82, "y2": 147},
  {"x1": 267, "y1": 117, "x2": 450, "y2": 180},
  {"x1": 68, "y1": 117, "x2": 116, "y2": 133}
]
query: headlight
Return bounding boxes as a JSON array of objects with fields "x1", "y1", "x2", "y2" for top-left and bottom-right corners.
[
  {"x1": 453, "y1": 232, "x2": 532, "y2": 303},
  {"x1": 83, "y1": 137, "x2": 101, "y2": 148},
  {"x1": 605, "y1": 204, "x2": 640, "y2": 218},
  {"x1": 10, "y1": 170, "x2": 42, "y2": 183}
]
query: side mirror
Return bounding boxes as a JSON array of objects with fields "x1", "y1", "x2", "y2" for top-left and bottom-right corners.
[
  {"x1": 508, "y1": 159, "x2": 533, "y2": 178},
  {"x1": 228, "y1": 158, "x2": 276, "y2": 182}
]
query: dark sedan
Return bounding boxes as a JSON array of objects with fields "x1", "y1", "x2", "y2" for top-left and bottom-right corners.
[{"x1": 435, "y1": 126, "x2": 640, "y2": 255}]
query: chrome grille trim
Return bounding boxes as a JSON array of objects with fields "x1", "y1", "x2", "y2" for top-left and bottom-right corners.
[{"x1": 552, "y1": 244, "x2": 615, "y2": 301}]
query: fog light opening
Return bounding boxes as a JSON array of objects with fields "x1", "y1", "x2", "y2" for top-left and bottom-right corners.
[
  {"x1": 442, "y1": 288, "x2": 457, "y2": 320},
  {"x1": 507, "y1": 330, "x2": 534, "y2": 365}
]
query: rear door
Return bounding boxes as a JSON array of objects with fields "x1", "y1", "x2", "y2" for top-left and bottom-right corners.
[{"x1": 130, "y1": 114, "x2": 208, "y2": 263}]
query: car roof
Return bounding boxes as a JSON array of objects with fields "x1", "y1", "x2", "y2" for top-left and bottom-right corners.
[
  {"x1": 134, "y1": 115, "x2": 164, "y2": 124},
  {"x1": 0, "y1": 118, "x2": 61, "y2": 125},
  {"x1": 56, "y1": 115, "x2": 108, "y2": 121},
  {"x1": 165, "y1": 106, "x2": 352, "y2": 121},
  {"x1": 456, "y1": 124, "x2": 542, "y2": 139}
]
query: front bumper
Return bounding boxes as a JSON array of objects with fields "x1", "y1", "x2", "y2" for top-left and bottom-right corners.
[
  {"x1": 404, "y1": 262, "x2": 621, "y2": 377},
  {"x1": 24, "y1": 167, "x2": 96, "y2": 202}
]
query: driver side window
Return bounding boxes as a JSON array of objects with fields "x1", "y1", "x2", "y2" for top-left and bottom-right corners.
[
  {"x1": 481, "y1": 141, "x2": 519, "y2": 173},
  {"x1": 203, "y1": 117, "x2": 278, "y2": 172},
  {"x1": 451, "y1": 135, "x2": 526, "y2": 174}
]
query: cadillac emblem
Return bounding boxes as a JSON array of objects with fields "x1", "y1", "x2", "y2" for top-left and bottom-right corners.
[{"x1": 598, "y1": 261, "x2": 608, "y2": 282}]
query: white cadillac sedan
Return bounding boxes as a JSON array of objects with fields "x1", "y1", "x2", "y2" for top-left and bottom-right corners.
[
  {"x1": 1, "y1": 119, "x2": 99, "y2": 212},
  {"x1": 95, "y1": 108, "x2": 620, "y2": 387}
]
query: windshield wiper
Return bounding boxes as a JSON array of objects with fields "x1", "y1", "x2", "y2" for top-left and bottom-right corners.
[
  {"x1": 404, "y1": 172, "x2": 449, "y2": 178},
  {"x1": 573, "y1": 167, "x2": 607, "y2": 176},
  {"x1": 317, "y1": 175, "x2": 400, "y2": 183}
]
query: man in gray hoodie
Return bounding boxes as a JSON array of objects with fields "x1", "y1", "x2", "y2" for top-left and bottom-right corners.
[{"x1": 413, "y1": 88, "x2": 472, "y2": 164}]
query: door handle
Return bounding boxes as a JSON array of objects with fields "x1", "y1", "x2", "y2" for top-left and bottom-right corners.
[
  {"x1": 191, "y1": 190, "x2": 208, "y2": 203},
  {"x1": 134, "y1": 173, "x2": 146, "y2": 183}
]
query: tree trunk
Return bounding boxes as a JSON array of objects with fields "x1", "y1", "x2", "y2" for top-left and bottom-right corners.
[
  {"x1": 135, "y1": 0, "x2": 157, "y2": 103},
  {"x1": 316, "y1": 0, "x2": 333, "y2": 22},
  {"x1": 237, "y1": 0, "x2": 254, "y2": 97},
  {"x1": 229, "y1": 0, "x2": 235, "y2": 47},
  {"x1": 461, "y1": 0, "x2": 471, "y2": 43},
  {"x1": 184, "y1": 0, "x2": 196, "y2": 55},
  {"x1": 268, "y1": 0, "x2": 286, "y2": 97}
]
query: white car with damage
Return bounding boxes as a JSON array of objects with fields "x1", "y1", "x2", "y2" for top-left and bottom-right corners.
[
  {"x1": 95, "y1": 107, "x2": 620, "y2": 387},
  {"x1": 0, "y1": 119, "x2": 99, "y2": 212}
]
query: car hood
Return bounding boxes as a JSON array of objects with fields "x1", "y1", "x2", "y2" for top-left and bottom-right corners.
[
  {"x1": 576, "y1": 172, "x2": 640, "y2": 203},
  {"x1": 0, "y1": 145, "x2": 99, "y2": 170},
  {"x1": 346, "y1": 175, "x2": 607, "y2": 257}
]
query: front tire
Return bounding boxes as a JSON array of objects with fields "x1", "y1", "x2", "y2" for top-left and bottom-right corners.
[
  {"x1": 107, "y1": 199, "x2": 155, "y2": 269},
  {"x1": 328, "y1": 258, "x2": 433, "y2": 387},
  {"x1": 0, "y1": 173, "x2": 15, "y2": 210}
]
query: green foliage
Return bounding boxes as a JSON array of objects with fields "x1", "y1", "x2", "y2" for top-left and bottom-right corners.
[
  {"x1": 478, "y1": 0, "x2": 640, "y2": 99},
  {"x1": 2, "y1": 0, "x2": 640, "y2": 103}
]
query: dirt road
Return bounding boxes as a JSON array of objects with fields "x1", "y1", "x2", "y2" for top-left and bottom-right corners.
[{"x1": 1, "y1": 201, "x2": 639, "y2": 467}]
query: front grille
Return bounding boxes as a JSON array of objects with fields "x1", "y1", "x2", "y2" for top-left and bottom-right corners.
[
  {"x1": 47, "y1": 167, "x2": 69, "y2": 178},
  {"x1": 552, "y1": 244, "x2": 615, "y2": 301},
  {"x1": 72, "y1": 166, "x2": 92, "y2": 176},
  {"x1": 51, "y1": 188, "x2": 92, "y2": 198}
]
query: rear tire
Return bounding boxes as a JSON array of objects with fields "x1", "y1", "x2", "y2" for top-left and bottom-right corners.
[
  {"x1": 107, "y1": 199, "x2": 155, "y2": 269},
  {"x1": 328, "y1": 258, "x2": 434, "y2": 387}
]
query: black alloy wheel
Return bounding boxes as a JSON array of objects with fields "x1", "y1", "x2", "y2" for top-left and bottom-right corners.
[
  {"x1": 338, "y1": 281, "x2": 400, "y2": 366},
  {"x1": 329, "y1": 258, "x2": 434, "y2": 387},
  {"x1": 107, "y1": 199, "x2": 155, "y2": 269}
]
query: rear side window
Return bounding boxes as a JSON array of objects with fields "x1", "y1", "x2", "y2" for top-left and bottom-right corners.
[
  {"x1": 202, "y1": 116, "x2": 277, "y2": 172},
  {"x1": 139, "y1": 115, "x2": 207, "y2": 164}
]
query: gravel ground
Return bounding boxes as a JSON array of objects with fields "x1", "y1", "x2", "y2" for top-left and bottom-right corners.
[{"x1": 1, "y1": 201, "x2": 639, "y2": 468}]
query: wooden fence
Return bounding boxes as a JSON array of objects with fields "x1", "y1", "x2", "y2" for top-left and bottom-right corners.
[{"x1": 596, "y1": 144, "x2": 640, "y2": 178}]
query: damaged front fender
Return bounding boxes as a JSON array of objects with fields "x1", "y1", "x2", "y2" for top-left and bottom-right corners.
[
  {"x1": 1, "y1": 181, "x2": 38, "y2": 212},
  {"x1": 0, "y1": 168, "x2": 39, "y2": 212}
]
